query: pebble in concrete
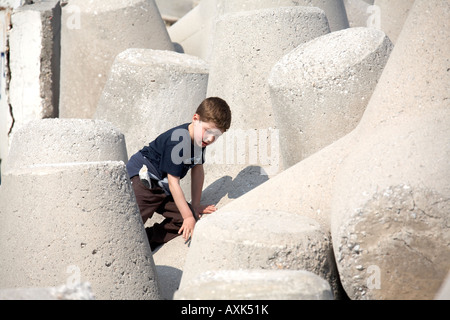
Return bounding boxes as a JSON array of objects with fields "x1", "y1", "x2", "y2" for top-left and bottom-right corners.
[
  {"x1": 175, "y1": 270, "x2": 334, "y2": 300},
  {"x1": 59, "y1": 0, "x2": 174, "y2": 119},
  {"x1": 0, "y1": 120, "x2": 161, "y2": 300},
  {"x1": 330, "y1": 0, "x2": 450, "y2": 300},
  {"x1": 269, "y1": 27, "x2": 393, "y2": 167},
  {"x1": 95, "y1": 49, "x2": 209, "y2": 157},
  {"x1": 179, "y1": 210, "x2": 341, "y2": 297}
]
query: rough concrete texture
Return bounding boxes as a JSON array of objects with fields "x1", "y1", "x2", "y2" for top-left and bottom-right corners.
[
  {"x1": 169, "y1": 0, "x2": 348, "y2": 62},
  {"x1": 152, "y1": 235, "x2": 189, "y2": 300},
  {"x1": 0, "y1": 1, "x2": 28, "y2": 8},
  {"x1": 435, "y1": 273, "x2": 450, "y2": 300},
  {"x1": 168, "y1": 0, "x2": 218, "y2": 60},
  {"x1": 269, "y1": 27, "x2": 392, "y2": 167},
  {"x1": 175, "y1": 270, "x2": 334, "y2": 300},
  {"x1": 330, "y1": 0, "x2": 450, "y2": 300},
  {"x1": 218, "y1": 0, "x2": 349, "y2": 31},
  {"x1": 213, "y1": 0, "x2": 449, "y2": 300},
  {"x1": 0, "y1": 161, "x2": 161, "y2": 300},
  {"x1": 207, "y1": 6, "x2": 330, "y2": 131},
  {"x1": 179, "y1": 210, "x2": 341, "y2": 297},
  {"x1": 8, "y1": 1, "x2": 60, "y2": 137},
  {"x1": 0, "y1": 283, "x2": 95, "y2": 300},
  {"x1": 202, "y1": 6, "x2": 330, "y2": 207},
  {"x1": 214, "y1": 132, "x2": 356, "y2": 232},
  {"x1": 95, "y1": 49, "x2": 209, "y2": 157},
  {"x1": 4, "y1": 119, "x2": 128, "y2": 173},
  {"x1": 155, "y1": 0, "x2": 197, "y2": 22},
  {"x1": 343, "y1": 0, "x2": 373, "y2": 28},
  {"x1": 374, "y1": 0, "x2": 414, "y2": 44},
  {"x1": 59, "y1": 0, "x2": 174, "y2": 119}
]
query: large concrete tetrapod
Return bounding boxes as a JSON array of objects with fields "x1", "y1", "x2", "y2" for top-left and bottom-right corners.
[
  {"x1": 175, "y1": 270, "x2": 334, "y2": 300},
  {"x1": 330, "y1": 0, "x2": 450, "y2": 300},
  {"x1": 179, "y1": 210, "x2": 341, "y2": 297},
  {"x1": 203, "y1": 6, "x2": 330, "y2": 207},
  {"x1": 95, "y1": 49, "x2": 209, "y2": 156},
  {"x1": 60, "y1": 0, "x2": 174, "y2": 119},
  {"x1": 0, "y1": 119, "x2": 161, "y2": 300},
  {"x1": 269, "y1": 27, "x2": 392, "y2": 167}
]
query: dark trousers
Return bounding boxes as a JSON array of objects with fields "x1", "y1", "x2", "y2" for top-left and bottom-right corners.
[{"x1": 130, "y1": 176, "x2": 195, "y2": 250}]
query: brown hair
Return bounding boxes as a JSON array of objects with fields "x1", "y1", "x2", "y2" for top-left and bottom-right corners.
[{"x1": 196, "y1": 97, "x2": 232, "y2": 132}]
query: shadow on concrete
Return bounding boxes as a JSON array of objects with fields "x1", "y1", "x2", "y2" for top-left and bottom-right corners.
[
  {"x1": 155, "y1": 265, "x2": 183, "y2": 300},
  {"x1": 201, "y1": 165, "x2": 269, "y2": 205}
]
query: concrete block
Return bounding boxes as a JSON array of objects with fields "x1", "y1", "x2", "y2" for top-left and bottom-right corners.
[
  {"x1": 8, "y1": 0, "x2": 60, "y2": 136},
  {"x1": 151, "y1": 235, "x2": 189, "y2": 300},
  {"x1": 374, "y1": 0, "x2": 414, "y2": 44},
  {"x1": 168, "y1": 0, "x2": 218, "y2": 61},
  {"x1": 0, "y1": 161, "x2": 161, "y2": 300},
  {"x1": 213, "y1": 132, "x2": 356, "y2": 233},
  {"x1": 0, "y1": 9, "x2": 13, "y2": 178},
  {"x1": 0, "y1": 283, "x2": 94, "y2": 300},
  {"x1": 0, "y1": 0, "x2": 29, "y2": 9},
  {"x1": 216, "y1": 0, "x2": 449, "y2": 300},
  {"x1": 207, "y1": 6, "x2": 329, "y2": 131},
  {"x1": 343, "y1": 0, "x2": 373, "y2": 28},
  {"x1": 269, "y1": 27, "x2": 392, "y2": 167},
  {"x1": 202, "y1": 6, "x2": 330, "y2": 207},
  {"x1": 330, "y1": 0, "x2": 450, "y2": 300},
  {"x1": 95, "y1": 48, "x2": 209, "y2": 157},
  {"x1": 179, "y1": 210, "x2": 341, "y2": 297},
  {"x1": 155, "y1": 0, "x2": 197, "y2": 23},
  {"x1": 3, "y1": 119, "x2": 128, "y2": 173},
  {"x1": 169, "y1": 0, "x2": 348, "y2": 62},
  {"x1": 0, "y1": 119, "x2": 159, "y2": 299},
  {"x1": 218, "y1": 0, "x2": 349, "y2": 32},
  {"x1": 435, "y1": 273, "x2": 450, "y2": 300},
  {"x1": 59, "y1": 0, "x2": 174, "y2": 119},
  {"x1": 175, "y1": 270, "x2": 334, "y2": 300}
]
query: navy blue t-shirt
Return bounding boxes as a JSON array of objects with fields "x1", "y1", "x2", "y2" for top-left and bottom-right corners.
[{"x1": 127, "y1": 123, "x2": 205, "y2": 183}]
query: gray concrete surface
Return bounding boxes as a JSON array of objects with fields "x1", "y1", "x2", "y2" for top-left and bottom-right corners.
[
  {"x1": 269, "y1": 27, "x2": 392, "y2": 167},
  {"x1": 175, "y1": 269, "x2": 334, "y2": 300},
  {"x1": 59, "y1": 0, "x2": 174, "y2": 119}
]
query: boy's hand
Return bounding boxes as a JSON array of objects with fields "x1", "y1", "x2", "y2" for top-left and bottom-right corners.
[
  {"x1": 194, "y1": 204, "x2": 217, "y2": 218},
  {"x1": 179, "y1": 216, "x2": 196, "y2": 241}
]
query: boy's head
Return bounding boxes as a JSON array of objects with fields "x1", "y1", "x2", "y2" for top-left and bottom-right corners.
[
  {"x1": 192, "y1": 97, "x2": 232, "y2": 148},
  {"x1": 195, "y1": 97, "x2": 232, "y2": 133}
]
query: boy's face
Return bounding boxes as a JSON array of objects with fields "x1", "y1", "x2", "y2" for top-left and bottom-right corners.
[{"x1": 192, "y1": 114, "x2": 223, "y2": 148}]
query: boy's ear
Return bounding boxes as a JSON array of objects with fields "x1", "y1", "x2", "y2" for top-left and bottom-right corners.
[{"x1": 193, "y1": 113, "x2": 201, "y2": 122}]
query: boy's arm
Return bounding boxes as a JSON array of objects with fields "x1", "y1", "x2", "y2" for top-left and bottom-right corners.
[
  {"x1": 191, "y1": 164, "x2": 217, "y2": 216},
  {"x1": 191, "y1": 164, "x2": 205, "y2": 210},
  {"x1": 167, "y1": 174, "x2": 196, "y2": 241}
]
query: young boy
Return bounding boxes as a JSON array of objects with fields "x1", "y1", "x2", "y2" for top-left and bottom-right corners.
[{"x1": 126, "y1": 97, "x2": 232, "y2": 250}]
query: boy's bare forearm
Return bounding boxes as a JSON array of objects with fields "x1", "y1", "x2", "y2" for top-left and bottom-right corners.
[
  {"x1": 168, "y1": 174, "x2": 194, "y2": 220},
  {"x1": 191, "y1": 165, "x2": 205, "y2": 208}
]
